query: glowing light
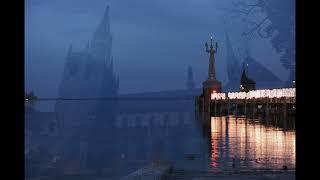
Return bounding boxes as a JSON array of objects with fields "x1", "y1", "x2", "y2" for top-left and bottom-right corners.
[
  {"x1": 211, "y1": 92, "x2": 226, "y2": 100},
  {"x1": 209, "y1": 117, "x2": 296, "y2": 170},
  {"x1": 211, "y1": 88, "x2": 295, "y2": 100}
]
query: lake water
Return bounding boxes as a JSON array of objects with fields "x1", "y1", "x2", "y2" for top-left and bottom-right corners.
[
  {"x1": 207, "y1": 116, "x2": 295, "y2": 172},
  {"x1": 25, "y1": 99, "x2": 295, "y2": 179}
]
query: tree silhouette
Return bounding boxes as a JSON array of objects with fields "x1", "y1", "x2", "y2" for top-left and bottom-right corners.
[{"x1": 229, "y1": 0, "x2": 295, "y2": 80}]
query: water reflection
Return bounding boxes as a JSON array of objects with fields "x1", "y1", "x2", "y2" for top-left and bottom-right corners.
[
  {"x1": 25, "y1": 99, "x2": 208, "y2": 179},
  {"x1": 209, "y1": 116, "x2": 295, "y2": 172},
  {"x1": 25, "y1": 100, "x2": 295, "y2": 179}
]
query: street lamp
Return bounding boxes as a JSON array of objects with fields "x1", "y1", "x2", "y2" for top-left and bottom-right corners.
[{"x1": 246, "y1": 63, "x2": 249, "y2": 74}]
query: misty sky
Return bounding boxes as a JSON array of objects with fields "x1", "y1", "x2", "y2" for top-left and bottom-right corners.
[{"x1": 25, "y1": 0, "x2": 289, "y2": 98}]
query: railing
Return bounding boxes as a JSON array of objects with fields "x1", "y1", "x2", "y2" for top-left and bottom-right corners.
[{"x1": 211, "y1": 88, "x2": 296, "y2": 100}]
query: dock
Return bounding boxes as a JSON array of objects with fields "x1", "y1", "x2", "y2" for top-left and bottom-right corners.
[{"x1": 196, "y1": 88, "x2": 295, "y2": 117}]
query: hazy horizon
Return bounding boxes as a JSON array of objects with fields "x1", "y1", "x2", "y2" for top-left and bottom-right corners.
[{"x1": 25, "y1": 0, "x2": 290, "y2": 99}]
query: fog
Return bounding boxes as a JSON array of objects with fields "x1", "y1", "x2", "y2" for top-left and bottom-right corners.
[{"x1": 25, "y1": 0, "x2": 292, "y2": 98}]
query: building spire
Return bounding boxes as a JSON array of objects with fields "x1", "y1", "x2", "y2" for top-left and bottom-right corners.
[
  {"x1": 186, "y1": 65, "x2": 195, "y2": 90},
  {"x1": 93, "y1": 4, "x2": 110, "y2": 40}
]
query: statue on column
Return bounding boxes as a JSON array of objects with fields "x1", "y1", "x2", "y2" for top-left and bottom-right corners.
[
  {"x1": 202, "y1": 35, "x2": 222, "y2": 98},
  {"x1": 198, "y1": 35, "x2": 222, "y2": 113},
  {"x1": 205, "y1": 36, "x2": 218, "y2": 81}
]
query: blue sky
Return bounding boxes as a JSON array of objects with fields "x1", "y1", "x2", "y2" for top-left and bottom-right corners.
[{"x1": 25, "y1": 0, "x2": 288, "y2": 97}]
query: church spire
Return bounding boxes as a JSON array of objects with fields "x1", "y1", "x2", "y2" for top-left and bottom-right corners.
[
  {"x1": 186, "y1": 65, "x2": 195, "y2": 90},
  {"x1": 93, "y1": 5, "x2": 110, "y2": 40}
]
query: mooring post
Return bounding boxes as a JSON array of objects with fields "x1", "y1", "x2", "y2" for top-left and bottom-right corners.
[
  {"x1": 252, "y1": 98, "x2": 256, "y2": 117},
  {"x1": 227, "y1": 98, "x2": 230, "y2": 115},
  {"x1": 244, "y1": 98, "x2": 247, "y2": 116},
  {"x1": 275, "y1": 98, "x2": 278, "y2": 114},
  {"x1": 283, "y1": 116, "x2": 288, "y2": 129},
  {"x1": 220, "y1": 98, "x2": 223, "y2": 115},
  {"x1": 271, "y1": 98, "x2": 275, "y2": 115},
  {"x1": 283, "y1": 97, "x2": 287, "y2": 118},
  {"x1": 235, "y1": 98, "x2": 238, "y2": 116},
  {"x1": 266, "y1": 97, "x2": 269, "y2": 117},
  {"x1": 214, "y1": 100, "x2": 217, "y2": 116}
]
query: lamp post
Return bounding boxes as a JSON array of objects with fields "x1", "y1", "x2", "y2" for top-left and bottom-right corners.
[{"x1": 246, "y1": 63, "x2": 249, "y2": 75}]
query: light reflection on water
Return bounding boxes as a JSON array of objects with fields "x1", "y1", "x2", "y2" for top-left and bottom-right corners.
[
  {"x1": 25, "y1": 100, "x2": 295, "y2": 179},
  {"x1": 209, "y1": 116, "x2": 295, "y2": 172}
]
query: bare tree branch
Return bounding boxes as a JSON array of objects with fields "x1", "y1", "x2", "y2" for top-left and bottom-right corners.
[{"x1": 243, "y1": 17, "x2": 268, "y2": 37}]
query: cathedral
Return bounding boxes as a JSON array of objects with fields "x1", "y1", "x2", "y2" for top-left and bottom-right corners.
[
  {"x1": 55, "y1": 5, "x2": 119, "y2": 132},
  {"x1": 53, "y1": 5, "x2": 119, "y2": 171}
]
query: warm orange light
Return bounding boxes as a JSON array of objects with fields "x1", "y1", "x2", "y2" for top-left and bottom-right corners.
[{"x1": 209, "y1": 116, "x2": 295, "y2": 170}]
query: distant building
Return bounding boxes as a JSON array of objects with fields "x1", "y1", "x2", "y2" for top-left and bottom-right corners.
[
  {"x1": 186, "y1": 66, "x2": 195, "y2": 90},
  {"x1": 53, "y1": 4, "x2": 119, "y2": 171},
  {"x1": 240, "y1": 68, "x2": 256, "y2": 92},
  {"x1": 55, "y1": 4, "x2": 119, "y2": 133}
]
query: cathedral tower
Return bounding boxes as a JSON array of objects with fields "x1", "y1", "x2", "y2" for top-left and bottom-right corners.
[{"x1": 55, "y1": 4, "x2": 118, "y2": 134}]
